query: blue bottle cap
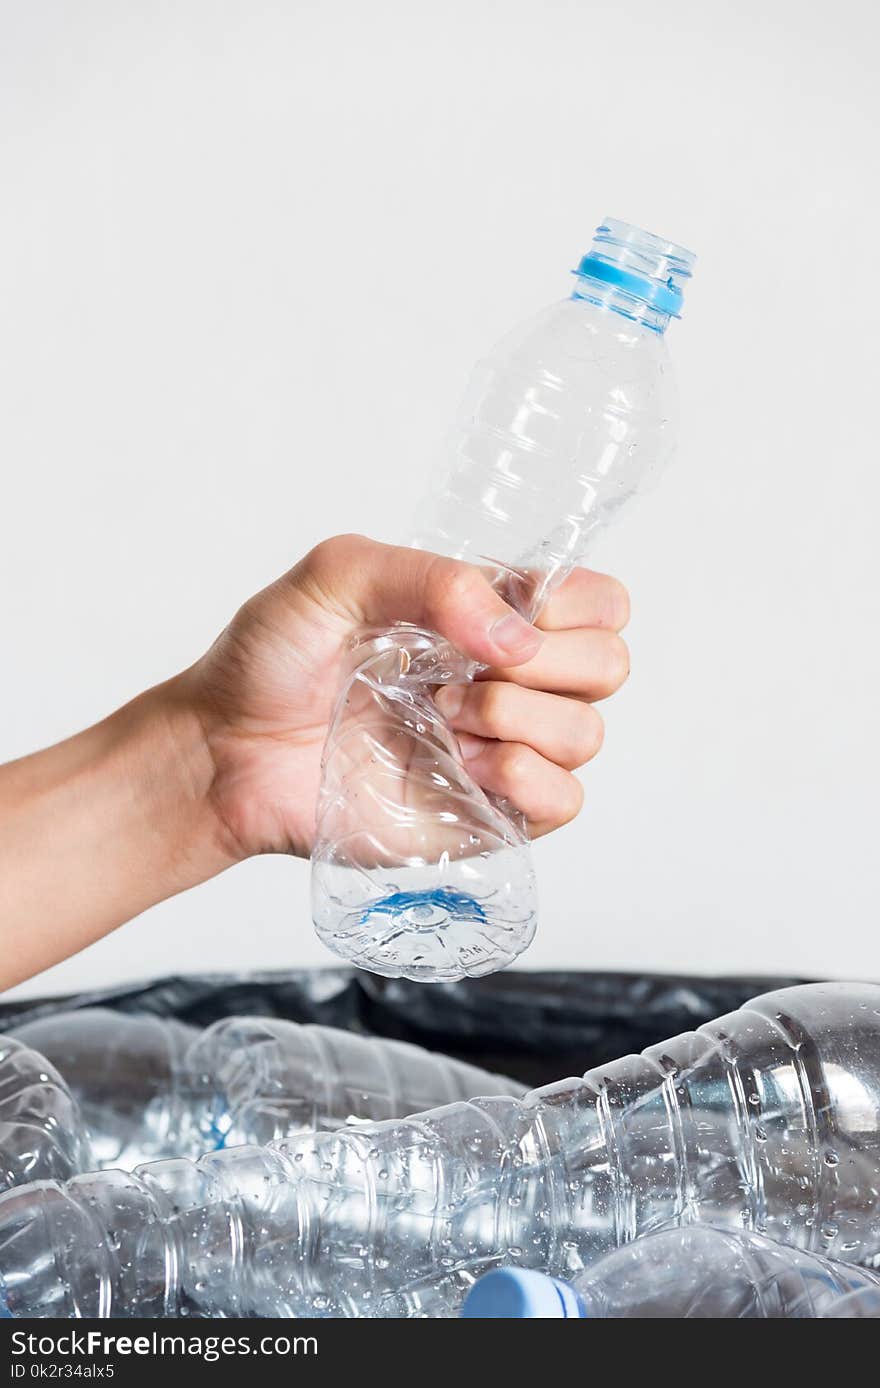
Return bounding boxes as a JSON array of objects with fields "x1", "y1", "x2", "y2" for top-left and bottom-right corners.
[{"x1": 461, "y1": 1268, "x2": 585, "y2": 1318}]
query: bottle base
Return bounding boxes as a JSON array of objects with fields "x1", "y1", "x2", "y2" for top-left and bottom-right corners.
[{"x1": 313, "y1": 884, "x2": 537, "y2": 982}]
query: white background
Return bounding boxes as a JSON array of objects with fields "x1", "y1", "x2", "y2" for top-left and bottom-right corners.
[{"x1": 2, "y1": 0, "x2": 878, "y2": 999}]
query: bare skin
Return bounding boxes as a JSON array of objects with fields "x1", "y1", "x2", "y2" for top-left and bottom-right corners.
[{"x1": 0, "y1": 535, "x2": 630, "y2": 989}]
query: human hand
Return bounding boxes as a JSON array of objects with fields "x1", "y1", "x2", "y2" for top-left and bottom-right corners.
[
  {"x1": 0, "y1": 532, "x2": 630, "y2": 987},
  {"x1": 183, "y1": 534, "x2": 630, "y2": 864}
]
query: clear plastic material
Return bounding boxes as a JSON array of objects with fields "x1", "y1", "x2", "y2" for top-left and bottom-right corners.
[
  {"x1": 0, "y1": 1037, "x2": 88, "y2": 1192},
  {"x1": 311, "y1": 218, "x2": 695, "y2": 981},
  {"x1": 13, "y1": 1009, "x2": 199, "y2": 1170},
  {"x1": 13, "y1": 1009, "x2": 524, "y2": 1166},
  {"x1": 186, "y1": 1015, "x2": 525, "y2": 1151},
  {"x1": 2, "y1": 982, "x2": 879, "y2": 1319},
  {"x1": 462, "y1": 1226, "x2": 880, "y2": 1318},
  {"x1": 821, "y1": 1286, "x2": 880, "y2": 1317}
]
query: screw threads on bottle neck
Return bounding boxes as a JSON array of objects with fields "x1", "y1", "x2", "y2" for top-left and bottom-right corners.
[{"x1": 573, "y1": 216, "x2": 695, "y2": 332}]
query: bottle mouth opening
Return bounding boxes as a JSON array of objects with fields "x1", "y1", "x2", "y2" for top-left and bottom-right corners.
[{"x1": 574, "y1": 216, "x2": 696, "y2": 320}]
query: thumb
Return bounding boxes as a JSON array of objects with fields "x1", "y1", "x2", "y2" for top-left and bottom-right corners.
[{"x1": 299, "y1": 534, "x2": 544, "y2": 667}]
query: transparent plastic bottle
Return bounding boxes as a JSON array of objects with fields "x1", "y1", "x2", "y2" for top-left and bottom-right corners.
[
  {"x1": 311, "y1": 218, "x2": 696, "y2": 982},
  {"x1": 0, "y1": 1037, "x2": 88, "y2": 1192},
  {"x1": 12, "y1": 1009, "x2": 200, "y2": 1170},
  {"x1": 186, "y1": 1015, "x2": 525, "y2": 1151},
  {"x1": 460, "y1": 1225, "x2": 880, "y2": 1318},
  {"x1": 2, "y1": 982, "x2": 879, "y2": 1320},
  {"x1": 12, "y1": 1009, "x2": 523, "y2": 1166}
]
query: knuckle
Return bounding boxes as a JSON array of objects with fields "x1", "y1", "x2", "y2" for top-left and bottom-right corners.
[
  {"x1": 235, "y1": 590, "x2": 262, "y2": 622},
  {"x1": 499, "y1": 742, "x2": 533, "y2": 790},
  {"x1": 306, "y1": 532, "x2": 366, "y2": 576},
  {"x1": 477, "y1": 681, "x2": 514, "y2": 735},
  {"x1": 424, "y1": 558, "x2": 479, "y2": 624}
]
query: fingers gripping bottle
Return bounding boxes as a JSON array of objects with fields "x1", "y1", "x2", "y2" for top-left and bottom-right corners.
[
  {"x1": 461, "y1": 1225, "x2": 880, "y2": 1318},
  {"x1": 2, "y1": 983, "x2": 880, "y2": 1320},
  {"x1": 311, "y1": 219, "x2": 696, "y2": 981}
]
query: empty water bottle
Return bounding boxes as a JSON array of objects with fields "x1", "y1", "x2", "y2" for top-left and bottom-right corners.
[
  {"x1": 186, "y1": 1015, "x2": 525, "y2": 1151},
  {"x1": 13, "y1": 1009, "x2": 199, "y2": 1170},
  {"x1": 461, "y1": 1225, "x2": 880, "y2": 1317},
  {"x1": 311, "y1": 218, "x2": 695, "y2": 982},
  {"x1": 0, "y1": 1037, "x2": 88, "y2": 1192},
  {"x1": 12, "y1": 1009, "x2": 523, "y2": 1167},
  {"x1": 2, "y1": 982, "x2": 879, "y2": 1319}
]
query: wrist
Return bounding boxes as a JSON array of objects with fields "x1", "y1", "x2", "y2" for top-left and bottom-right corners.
[{"x1": 116, "y1": 676, "x2": 246, "y2": 892}]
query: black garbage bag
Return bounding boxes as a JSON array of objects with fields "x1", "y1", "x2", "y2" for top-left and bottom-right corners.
[{"x1": 0, "y1": 967, "x2": 807, "y2": 1090}]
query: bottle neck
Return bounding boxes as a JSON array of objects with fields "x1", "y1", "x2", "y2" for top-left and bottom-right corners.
[{"x1": 571, "y1": 272, "x2": 672, "y2": 333}]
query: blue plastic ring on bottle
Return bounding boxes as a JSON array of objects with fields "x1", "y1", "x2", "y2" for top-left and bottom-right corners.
[{"x1": 573, "y1": 254, "x2": 683, "y2": 317}]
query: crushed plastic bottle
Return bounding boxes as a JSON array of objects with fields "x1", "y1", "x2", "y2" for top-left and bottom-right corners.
[
  {"x1": 311, "y1": 218, "x2": 695, "y2": 982},
  {"x1": 12, "y1": 1009, "x2": 524, "y2": 1166},
  {"x1": 461, "y1": 1225, "x2": 880, "y2": 1317},
  {"x1": 0, "y1": 1037, "x2": 88, "y2": 1192},
  {"x1": 1, "y1": 982, "x2": 879, "y2": 1319}
]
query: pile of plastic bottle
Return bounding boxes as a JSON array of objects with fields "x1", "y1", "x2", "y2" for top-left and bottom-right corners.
[
  {"x1": 3, "y1": 225, "x2": 878, "y2": 1319},
  {"x1": 0, "y1": 980, "x2": 879, "y2": 1319}
]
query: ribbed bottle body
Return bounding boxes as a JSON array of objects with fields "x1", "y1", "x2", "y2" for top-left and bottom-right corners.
[
  {"x1": 13, "y1": 1010, "x2": 200, "y2": 1170},
  {"x1": 0, "y1": 1170, "x2": 174, "y2": 1317},
  {"x1": 189, "y1": 1016, "x2": 525, "y2": 1149},
  {"x1": 12, "y1": 1011, "x2": 524, "y2": 1168},
  {"x1": 413, "y1": 297, "x2": 677, "y2": 601},
  {"x1": 0, "y1": 1037, "x2": 89, "y2": 1191}
]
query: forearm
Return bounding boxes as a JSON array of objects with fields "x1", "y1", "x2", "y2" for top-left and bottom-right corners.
[{"x1": 0, "y1": 679, "x2": 236, "y2": 989}]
